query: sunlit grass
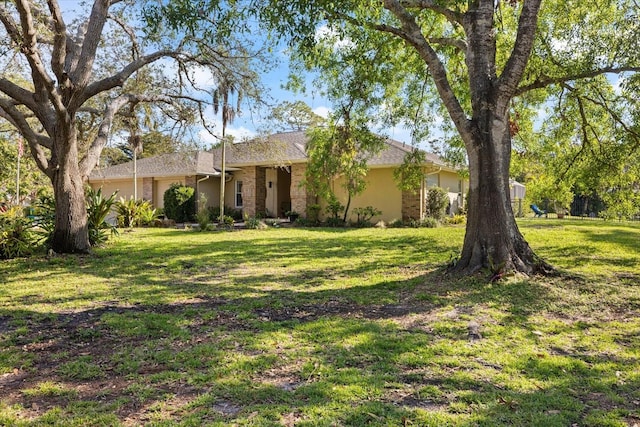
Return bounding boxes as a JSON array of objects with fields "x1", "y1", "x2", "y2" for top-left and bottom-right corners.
[{"x1": 0, "y1": 220, "x2": 639, "y2": 425}]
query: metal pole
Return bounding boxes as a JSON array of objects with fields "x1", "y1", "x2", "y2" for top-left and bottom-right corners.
[
  {"x1": 133, "y1": 148, "x2": 137, "y2": 200},
  {"x1": 219, "y1": 130, "x2": 226, "y2": 222}
]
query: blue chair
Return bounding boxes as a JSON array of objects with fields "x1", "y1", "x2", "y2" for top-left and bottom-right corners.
[{"x1": 530, "y1": 204, "x2": 546, "y2": 217}]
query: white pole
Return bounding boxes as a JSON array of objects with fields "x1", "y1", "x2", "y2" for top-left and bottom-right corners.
[
  {"x1": 219, "y1": 130, "x2": 226, "y2": 222},
  {"x1": 133, "y1": 148, "x2": 137, "y2": 200}
]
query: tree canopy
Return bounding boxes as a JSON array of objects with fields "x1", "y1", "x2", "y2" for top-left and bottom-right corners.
[
  {"x1": 253, "y1": 0, "x2": 640, "y2": 275},
  {"x1": 0, "y1": 0, "x2": 264, "y2": 252}
]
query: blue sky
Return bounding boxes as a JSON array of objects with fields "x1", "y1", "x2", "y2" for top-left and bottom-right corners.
[
  {"x1": 192, "y1": 50, "x2": 417, "y2": 148},
  {"x1": 55, "y1": 1, "x2": 421, "y2": 148}
]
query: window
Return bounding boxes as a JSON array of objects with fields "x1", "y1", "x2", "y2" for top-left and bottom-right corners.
[
  {"x1": 235, "y1": 180, "x2": 243, "y2": 208},
  {"x1": 426, "y1": 174, "x2": 439, "y2": 188}
]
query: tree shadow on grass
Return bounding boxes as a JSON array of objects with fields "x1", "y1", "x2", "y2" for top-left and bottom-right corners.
[{"x1": 2, "y1": 264, "x2": 638, "y2": 425}]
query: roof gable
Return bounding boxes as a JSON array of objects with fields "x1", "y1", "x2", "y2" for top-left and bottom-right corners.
[{"x1": 90, "y1": 130, "x2": 454, "y2": 181}]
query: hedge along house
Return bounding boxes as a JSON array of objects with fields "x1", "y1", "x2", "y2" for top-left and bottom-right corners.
[{"x1": 88, "y1": 130, "x2": 467, "y2": 223}]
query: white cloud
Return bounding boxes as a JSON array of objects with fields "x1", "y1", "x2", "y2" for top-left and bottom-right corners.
[
  {"x1": 314, "y1": 24, "x2": 354, "y2": 50},
  {"x1": 198, "y1": 122, "x2": 257, "y2": 147},
  {"x1": 313, "y1": 106, "x2": 332, "y2": 118}
]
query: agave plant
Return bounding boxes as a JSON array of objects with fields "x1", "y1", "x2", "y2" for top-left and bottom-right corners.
[{"x1": 86, "y1": 188, "x2": 118, "y2": 246}]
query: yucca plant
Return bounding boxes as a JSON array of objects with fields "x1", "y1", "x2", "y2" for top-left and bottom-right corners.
[
  {"x1": 86, "y1": 188, "x2": 118, "y2": 246},
  {"x1": 0, "y1": 206, "x2": 35, "y2": 259},
  {"x1": 32, "y1": 194, "x2": 56, "y2": 248}
]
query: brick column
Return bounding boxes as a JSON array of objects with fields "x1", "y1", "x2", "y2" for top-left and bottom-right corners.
[
  {"x1": 402, "y1": 189, "x2": 422, "y2": 221},
  {"x1": 241, "y1": 167, "x2": 266, "y2": 217},
  {"x1": 290, "y1": 163, "x2": 311, "y2": 217},
  {"x1": 142, "y1": 177, "x2": 153, "y2": 204}
]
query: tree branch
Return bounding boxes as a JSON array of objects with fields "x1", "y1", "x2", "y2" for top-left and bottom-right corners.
[
  {"x1": 516, "y1": 66, "x2": 640, "y2": 96},
  {"x1": 397, "y1": 0, "x2": 463, "y2": 25},
  {"x1": 383, "y1": 0, "x2": 472, "y2": 140},
  {"x1": 69, "y1": 0, "x2": 110, "y2": 89},
  {"x1": 496, "y1": 0, "x2": 542, "y2": 109},
  {"x1": 0, "y1": 98, "x2": 52, "y2": 175},
  {"x1": 78, "y1": 50, "x2": 183, "y2": 109},
  {"x1": 46, "y1": 0, "x2": 68, "y2": 88},
  {"x1": 80, "y1": 93, "x2": 177, "y2": 177}
]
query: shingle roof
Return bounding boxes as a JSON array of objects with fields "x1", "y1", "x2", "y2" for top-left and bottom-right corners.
[
  {"x1": 90, "y1": 130, "x2": 454, "y2": 180},
  {"x1": 89, "y1": 151, "x2": 220, "y2": 180}
]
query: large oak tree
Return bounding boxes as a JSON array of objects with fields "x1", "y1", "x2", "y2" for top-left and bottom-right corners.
[
  {"x1": 253, "y1": 0, "x2": 640, "y2": 275},
  {"x1": 0, "y1": 0, "x2": 258, "y2": 253}
]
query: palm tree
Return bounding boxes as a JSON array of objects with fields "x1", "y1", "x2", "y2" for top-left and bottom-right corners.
[{"x1": 212, "y1": 76, "x2": 241, "y2": 222}]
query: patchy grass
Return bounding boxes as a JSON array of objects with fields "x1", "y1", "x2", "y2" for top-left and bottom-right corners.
[{"x1": 1, "y1": 220, "x2": 639, "y2": 426}]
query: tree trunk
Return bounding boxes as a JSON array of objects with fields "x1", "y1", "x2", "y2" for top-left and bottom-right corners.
[
  {"x1": 452, "y1": 112, "x2": 551, "y2": 276},
  {"x1": 50, "y1": 131, "x2": 90, "y2": 254}
]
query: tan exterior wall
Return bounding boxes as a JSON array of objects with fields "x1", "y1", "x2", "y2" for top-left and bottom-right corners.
[
  {"x1": 226, "y1": 170, "x2": 244, "y2": 209},
  {"x1": 438, "y1": 170, "x2": 464, "y2": 213},
  {"x1": 89, "y1": 179, "x2": 140, "y2": 201},
  {"x1": 195, "y1": 177, "x2": 219, "y2": 211},
  {"x1": 319, "y1": 168, "x2": 403, "y2": 224},
  {"x1": 154, "y1": 178, "x2": 184, "y2": 209}
]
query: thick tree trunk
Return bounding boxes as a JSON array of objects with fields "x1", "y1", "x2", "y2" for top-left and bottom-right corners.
[
  {"x1": 452, "y1": 113, "x2": 551, "y2": 276},
  {"x1": 50, "y1": 130, "x2": 90, "y2": 254}
]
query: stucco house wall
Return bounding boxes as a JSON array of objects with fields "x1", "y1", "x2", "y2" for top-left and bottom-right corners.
[
  {"x1": 88, "y1": 131, "x2": 469, "y2": 222},
  {"x1": 324, "y1": 167, "x2": 403, "y2": 223}
]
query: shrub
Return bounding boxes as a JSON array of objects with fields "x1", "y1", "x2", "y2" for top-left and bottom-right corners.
[
  {"x1": 307, "y1": 204, "x2": 321, "y2": 224},
  {"x1": 217, "y1": 215, "x2": 235, "y2": 230},
  {"x1": 244, "y1": 216, "x2": 267, "y2": 229},
  {"x1": 421, "y1": 217, "x2": 439, "y2": 228},
  {"x1": 325, "y1": 217, "x2": 344, "y2": 227},
  {"x1": 138, "y1": 203, "x2": 160, "y2": 226},
  {"x1": 388, "y1": 218, "x2": 404, "y2": 228},
  {"x1": 114, "y1": 197, "x2": 157, "y2": 228},
  {"x1": 163, "y1": 184, "x2": 195, "y2": 223},
  {"x1": 86, "y1": 188, "x2": 118, "y2": 246},
  {"x1": 196, "y1": 194, "x2": 210, "y2": 231},
  {"x1": 445, "y1": 214, "x2": 466, "y2": 225},
  {"x1": 32, "y1": 194, "x2": 56, "y2": 247},
  {"x1": 0, "y1": 206, "x2": 35, "y2": 259},
  {"x1": 325, "y1": 196, "x2": 345, "y2": 227},
  {"x1": 352, "y1": 206, "x2": 382, "y2": 227},
  {"x1": 425, "y1": 187, "x2": 449, "y2": 221},
  {"x1": 207, "y1": 206, "x2": 243, "y2": 222}
]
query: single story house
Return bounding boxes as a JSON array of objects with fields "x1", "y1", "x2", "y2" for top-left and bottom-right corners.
[{"x1": 88, "y1": 130, "x2": 468, "y2": 223}]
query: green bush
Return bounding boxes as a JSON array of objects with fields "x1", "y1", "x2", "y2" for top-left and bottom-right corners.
[
  {"x1": 217, "y1": 215, "x2": 235, "y2": 230},
  {"x1": 163, "y1": 184, "x2": 195, "y2": 223},
  {"x1": 421, "y1": 217, "x2": 439, "y2": 228},
  {"x1": 325, "y1": 197, "x2": 345, "y2": 220},
  {"x1": 196, "y1": 194, "x2": 211, "y2": 231},
  {"x1": 244, "y1": 216, "x2": 267, "y2": 229},
  {"x1": 86, "y1": 188, "x2": 118, "y2": 246},
  {"x1": 114, "y1": 197, "x2": 157, "y2": 228},
  {"x1": 0, "y1": 206, "x2": 35, "y2": 259},
  {"x1": 388, "y1": 218, "x2": 404, "y2": 228},
  {"x1": 307, "y1": 204, "x2": 321, "y2": 225},
  {"x1": 352, "y1": 206, "x2": 382, "y2": 227},
  {"x1": 425, "y1": 187, "x2": 449, "y2": 221},
  {"x1": 445, "y1": 214, "x2": 466, "y2": 225},
  {"x1": 32, "y1": 194, "x2": 56, "y2": 247},
  {"x1": 208, "y1": 205, "x2": 243, "y2": 222}
]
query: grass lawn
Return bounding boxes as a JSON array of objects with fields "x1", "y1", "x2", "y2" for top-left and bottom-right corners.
[{"x1": 0, "y1": 219, "x2": 639, "y2": 426}]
